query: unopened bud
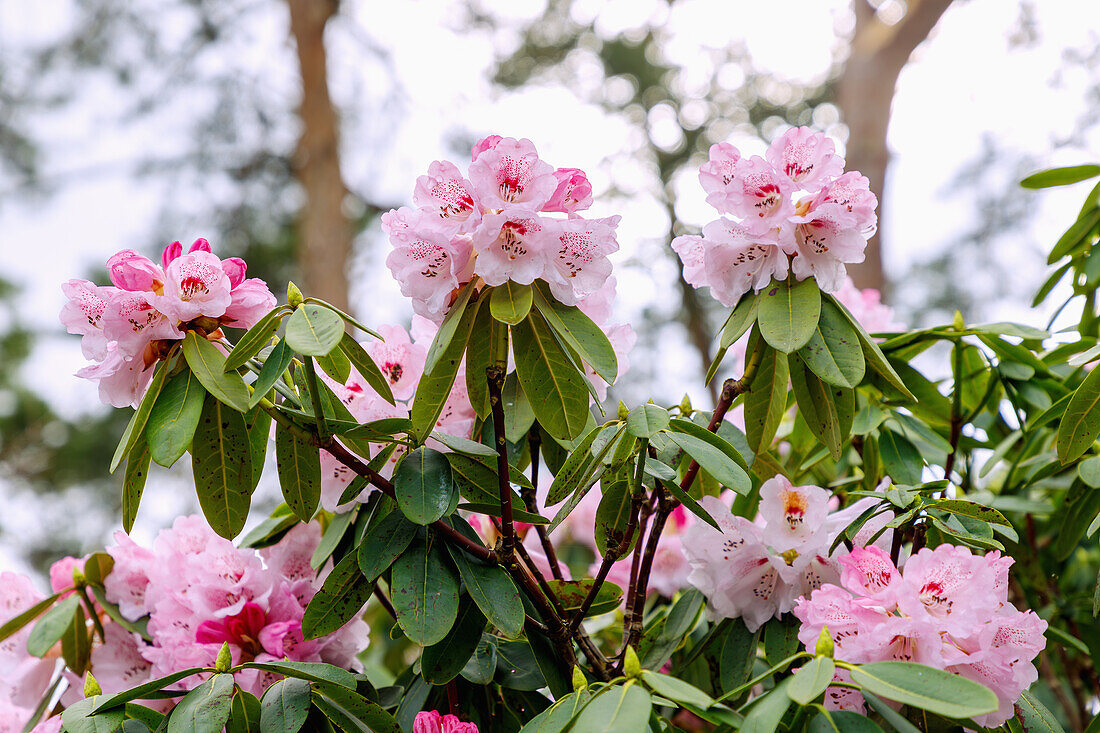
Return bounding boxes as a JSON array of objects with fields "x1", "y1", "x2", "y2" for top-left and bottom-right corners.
[
  {"x1": 84, "y1": 672, "x2": 102, "y2": 698},
  {"x1": 679, "y1": 394, "x2": 692, "y2": 415},
  {"x1": 215, "y1": 641, "x2": 232, "y2": 672},
  {"x1": 572, "y1": 665, "x2": 586, "y2": 691},
  {"x1": 623, "y1": 645, "x2": 641, "y2": 678},
  {"x1": 617, "y1": 401, "x2": 630, "y2": 422},
  {"x1": 952, "y1": 310, "x2": 965, "y2": 331},
  {"x1": 287, "y1": 281, "x2": 304, "y2": 309},
  {"x1": 815, "y1": 626, "x2": 834, "y2": 658},
  {"x1": 71, "y1": 566, "x2": 86, "y2": 588}
]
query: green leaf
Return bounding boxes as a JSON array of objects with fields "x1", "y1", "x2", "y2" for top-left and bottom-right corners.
[
  {"x1": 797, "y1": 298, "x2": 865, "y2": 388},
  {"x1": 464, "y1": 297, "x2": 508, "y2": 418},
  {"x1": 248, "y1": 339, "x2": 294, "y2": 409},
  {"x1": 316, "y1": 343, "x2": 352, "y2": 384},
  {"x1": 357, "y1": 510, "x2": 419, "y2": 581},
  {"x1": 757, "y1": 277, "x2": 821, "y2": 353},
  {"x1": 224, "y1": 307, "x2": 285, "y2": 373},
  {"x1": 639, "y1": 670, "x2": 712, "y2": 708},
  {"x1": 61, "y1": 601, "x2": 91, "y2": 674},
  {"x1": 275, "y1": 429, "x2": 321, "y2": 522},
  {"x1": 720, "y1": 292, "x2": 761, "y2": 349},
  {"x1": 424, "y1": 283, "x2": 475, "y2": 376},
  {"x1": 302, "y1": 552, "x2": 373, "y2": 640},
  {"x1": 808, "y1": 711, "x2": 884, "y2": 733},
  {"x1": 1080, "y1": 455, "x2": 1100, "y2": 487},
  {"x1": 236, "y1": 661, "x2": 356, "y2": 690},
  {"x1": 546, "y1": 579, "x2": 623, "y2": 618},
  {"x1": 285, "y1": 304, "x2": 345, "y2": 356},
  {"x1": 167, "y1": 673, "x2": 235, "y2": 733},
  {"x1": 512, "y1": 313, "x2": 591, "y2": 441},
  {"x1": 192, "y1": 394, "x2": 254, "y2": 539},
  {"x1": 92, "y1": 668, "x2": 209, "y2": 713},
  {"x1": 626, "y1": 404, "x2": 669, "y2": 438},
  {"x1": 246, "y1": 407, "x2": 271, "y2": 492},
  {"x1": 719, "y1": 620, "x2": 761, "y2": 691},
  {"x1": 226, "y1": 688, "x2": 262, "y2": 733},
  {"x1": 1021, "y1": 164, "x2": 1100, "y2": 188},
  {"x1": 394, "y1": 447, "x2": 458, "y2": 525},
  {"x1": 517, "y1": 690, "x2": 589, "y2": 733},
  {"x1": 1058, "y1": 364, "x2": 1100, "y2": 463},
  {"x1": 461, "y1": 636, "x2": 498, "y2": 685},
  {"x1": 660, "y1": 588, "x2": 704, "y2": 643},
  {"x1": 1049, "y1": 207, "x2": 1100, "y2": 264},
  {"x1": 259, "y1": 678, "x2": 311, "y2": 733},
  {"x1": 147, "y1": 367, "x2": 205, "y2": 468},
  {"x1": 532, "y1": 281, "x2": 618, "y2": 384},
  {"x1": 182, "y1": 332, "x2": 250, "y2": 412},
  {"x1": 110, "y1": 356, "x2": 172, "y2": 472},
  {"x1": 411, "y1": 298, "x2": 480, "y2": 442},
  {"x1": 667, "y1": 421, "x2": 751, "y2": 494},
  {"x1": 26, "y1": 595, "x2": 80, "y2": 657},
  {"x1": 0, "y1": 593, "x2": 59, "y2": 645},
  {"x1": 303, "y1": 298, "x2": 383, "y2": 340},
  {"x1": 61, "y1": 696, "x2": 126, "y2": 733},
  {"x1": 787, "y1": 657, "x2": 835, "y2": 705},
  {"x1": 846, "y1": 661, "x2": 998, "y2": 719},
  {"x1": 422, "y1": 595, "x2": 488, "y2": 684},
  {"x1": 928, "y1": 499, "x2": 1009, "y2": 527},
  {"x1": 745, "y1": 340, "x2": 789, "y2": 457},
  {"x1": 310, "y1": 684, "x2": 401, "y2": 733},
  {"x1": 122, "y1": 442, "x2": 152, "y2": 533},
  {"x1": 594, "y1": 478, "x2": 634, "y2": 556},
  {"x1": 1052, "y1": 482, "x2": 1100, "y2": 560},
  {"x1": 571, "y1": 682, "x2": 652, "y2": 732},
  {"x1": 789, "y1": 355, "x2": 846, "y2": 461},
  {"x1": 740, "y1": 678, "x2": 792, "y2": 733},
  {"x1": 390, "y1": 540, "x2": 460, "y2": 645},
  {"x1": 338, "y1": 332, "x2": 395, "y2": 406},
  {"x1": 546, "y1": 425, "x2": 602, "y2": 505},
  {"x1": 1014, "y1": 689, "x2": 1067, "y2": 733},
  {"x1": 663, "y1": 474, "x2": 721, "y2": 531},
  {"x1": 826, "y1": 294, "x2": 914, "y2": 401},
  {"x1": 764, "y1": 614, "x2": 802, "y2": 667},
  {"x1": 490, "y1": 282, "x2": 534, "y2": 325},
  {"x1": 877, "y1": 428, "x2": 923, "y2": 486},
  {"x1": 446, "y1": 528, "x2": 524, "y2": 638}
]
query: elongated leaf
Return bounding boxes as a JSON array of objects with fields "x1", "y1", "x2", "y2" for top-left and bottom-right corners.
[
  {"x1": 423, "y1": 283, "x2": 475, "y2": 376},
  {"x1": 110, "y1": 356, "x2": 172, "y2": 472},
  {"x1": 92, "y1": 668, "x2": 209, "y2": 713},
  {"x1": 809, "y1": 711, "x2": 884, "y2": 733},
  {"x1": 741, "y1": 678, "x2": 792, "y2": 733},
  {"x1": 394, "y1": 447, "x2": 457, "y2": 525},
  {"x1": 357, "y1": 510, "x2": 418, "y2": 580},
  {"x1": 147, "y1": 367, "x2": 205, "y2": 468},
  {"x1": 595, "y1": 478, "x2": 634, "y2": 556},
  {"x1": 227, "y1": 689, "x2": 262, "y2": 733},
  {"x1": 276, "y1": 429, "x2": 321, "y2": 522},
  {"x1": 123, "y1": 442, "x2": 152, "y2": 533},
  {"x1": 512, "y1": 313, "x2": 591, "y2": 441},
  {"x1": 877, "y1": 428, "x2": 923, "y2": 486},
  {"x1": 798, "y1": 298, "x2": 865, "y2": 388},
  {"x1": 546, "y1": 579, "x2": 622, "y2": 617},
  {"x1": 316, "y1": 343, "x2": 352, "y2": 383},
  {"x1": 663, "y1": 475, "x2": 721, "y2": 530},
  {"x1": 465, "y1": 298, "x2": 508, "y2": 418},
  {"x1": 790, "y1": 355, "x2": 844, "y2": 461},
  {"x1": 224, "y1": 307, "x2": 285, "y2": 372},
  {"x1": 720, "y1": 621, "x2": 760, "y2": 691},
  {"x1": 1049, "y1": 207, "x2": 1100, "y2": 264},
  {"x1": 61, "y1": 601, "x2": 91, "y2": 674},
  {"x1": 61, "y1": 696, "x2": 126, "y2": 733},
  {"x1": 182, "y1": 332, "x2": 250, "y2": 412},
  {"x1": 626, "y1": 404, "x2": 669, "y2": 438},
  {"x1": 447, "y1": 541, "x2": 524, "y2": 638},
  {"x1": 847, "y1": 661, "x2": 998, "y2": 719},
  {"x1": 757, "y1": 277, "x2": 821, "y2": 353},
  {"x1": 236, "y1": 661, "x2": 355, "y2": 690},
  {"x1": 167, "y1": 673, "x2": 235, "y2": 733},
  {"x1": 192, "y1": 394, "x2": 254, "y2": 539},
  {"x1": 259, "y1": 678, "x2": 310, "y2": 733},
  {"x1": 27, "y1": 595, "x2": 80, "y2": 657},
  {"x1": 532, "y1": 281, "x2": 617, "y2": 384},
  {"x1": 248, "y1": 339, "x2": 294, "y2": 409},
  {"x1": 639, "y1": 670, "x2": 712, "y2": 708},
  {"x1": 338, "y1": 332, "x2": 395, "y2": 405},
  {"x1": 422, "y1": 595, "x2": 488, "y2": 684},
  {"x1": 390, "y1": 541, "x2": 460, "y2": 645},
  {"x1": 411, "y1": 298, "x2": 480, "y2": 442},
  {"x1": 302, "y1": 552, "x2": 373, "y2": 640},
  {"x1": 303, "y1": 298, "x2": 383, "y2": 340},
  {"x1": 1058, "y1": 364, "x2": 1100, "y2": 463},
  {"x1": 666, "y1": 426, "x2": 751, "y2": 494},
  {"x1": 572, "y1": 682, "x2": 652, "y2": 732},
  {"x1": 1014, "y1": 689, "x2": 1067, "y2": 733},
  {"x1": 745, "y1": 342, "x2": 789, "y2": 457},
  {"x1": 310, "y1": 685, "x2": 401, "y2": 733},
  {"x1": 826, "y1": 294, "x2": 914, "y2": 401},
  {"x1": 490, "y1": 282, "x2": 534, "y2": 325},
  {"x1": 285, "y1": 304, "x2": 345, "y2": 356},
  {"x1": 787, "y1": 657, "x2": 835, "y2": 705},
  {"x1": 720, "y1": 292, "x2": 761, "y2": 349},
  {"x1": 546, "y1": 425, "x2": 601, "y2": 505},
  {"x1": 1021, "y1": 164, "x2": 1100, "y2": 188},
  {"x1": 929, "y1": 499, "x2": 1009, "y2": 526},
  {"x1": 0, "y1": 593, "x2": 59, "y2": 645}
]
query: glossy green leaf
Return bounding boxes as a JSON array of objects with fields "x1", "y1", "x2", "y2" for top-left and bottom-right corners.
[
  {"x1": 61, "y1": 696, "x2": 126, "y2": 733},
  {"x1": 808, "y1": 710, "x2": 884, "y2": 733},
  {"x1": 532, "y1": 281, "x2": 618, "y2": 384},
  {"x1": 666, "y1": 426, "x2": 751, "y2": 494},
  {"x1": 1021, "y1": 164, "x2": 1100, "y2": 188},
  {"x1": 461, "y1": 637, "x2": 498, "y2": 685},
  {"x1": 390, "y1": 541, "x2": 460, "y2": 646},
  {"x1": 146, "y1": 367, "x2": 205, "y2": 468},
  {"x1": 259, "y1": 678, "x2": 311, "y2": 733},
  {"x1": 422, "y1": 595, "x2": 488, "y2": 684},
  {"x1": 192, "y1": 394, "x2": 254, "y2": 539},
  {"x1": 847, "y1": 661, "x2": 998, "y2": 719},
  {"x1": 224, "y1": 307, "x2": 285, "y2": 372},
  {"x1": 546, "y1": 425, "x2": 602, "y2": 505},
  {"x1": 61, "y1": 601, "x2": 91, "y2": 674},
  {"x1": 285, "y1": 304, "x2": 345, "y2": 356},
  {"x1": 236, "y1": 661, "x2": 355, "y2": 690},
  {"x1": 757, "y1": 277, "x2": 821, "y2": 353},
  {"x1": 338, "y1": 332, "x2": 395, "y2": 406},
  {"x1": 394, "y1": 447, "x2": 458, "y2": 525},
  {"x1": 490, "y1": 281, "x2": 534, "y2": 325},
  {"x1": 625, "y1": 404, "x2": 669, "y2": 438},
  {"x1": 248, "y1": 339, "x2": 294, "y2": 409},
  {"x1": 877, "y1": 428, "x2": 922, "y2": 486},
  {"x1": 465, "y1": 297, "x2": 509, "y2": 418},
  {"x1": 26, "y1": 595, "x2": 80, "y2": 657},
  {"x1": 1057, "y1": 364, "x2": 1100, "y2": 463},
  {"x1": 571, "y1": 682, "x2": 652, "y2": 732},
  {"x1": 226, "y1": 689, "x2": 262, "y2": 733},
  {"x1": 316, "y1": 343, "x2": 352, "y2": 384},
  {"x1": 446, "y1": 538, "x2": 524, "y2": 638},
  {"x1": 182, "y1": 332, "x2": 250, "y2": 412},
  {"x1": 91, "y1": 668, "x2": 209, "y2": 713},
  {"x1": 719, "y1": 621, "x2": 761, "y2": 691},
  {"x1": 357, "y1": 510, "x2": 418, "y2": 581},
  {"x1": 639, "y1": 670, "x2": 713, "y2": 708},
  {"x1": 594, "y1": 479, "x2": 634, "y2": 556},
  {"x1": 720, "y1": 292, "x2": 761, "y2": 349},
  {"x1": 744, "y1": 341, "x2": 789, "y2": 457},
  {"x1": 302, "y1": 552, "x2": 373, "y2": 640},
  {"x1": 411, "y1": 298, "x2": 480, "y2": 442},
  {"x1": 1048, "y1": 207, "x2": 1100, "y2": 264},
  {"x1": 764, "y1": 614, "x2": 802, "y2": 667},
  {"x1": 1014, "y1": 689, "x2": 1067, "y2": 732},
  {"x1": 423, "y1": 283, "x2": 475, "y2": 376},
  {"x1": 110, "y1": 356, "x2": 172, "y2": 472},
  {"x1": 275, "y1": 429, "x2": 321, "y2": 522},
  {"x1": 167, "y1": 673, "x2": 235, "y2": 733},
  {"x1": 787, "y1": 657, "x2": 835, "y2": 705},
  {"x1": 546, "y1": 579, "x2": 623, "y2": 618},
  {"x1": 929, "y1": 499, "x2": 1009, "y2": 527},
  {"x1": 798, "y1": 298, "x2": 865, "y2": 388},
  {"x1": 662, "y1": 473, "x2": 721, "y2": 531},
  {"x1": 790, "y1": 355, "x2": 844, "y2": 461},
  {"x1": 512, "y1": 313, "x2": 591, "y2": 441},
  {"x1": 740, "y1": 678, "x2": 792, "y2": 733},
  {"x1": 826, "y1": 294, "x2": 914, "y2": 401},
  {"x1": 310, "y1": 684, "x2": 401, "y2": 733},
  {"x1": 122, "y1": 442, "x2": 152, "y2": 533}
]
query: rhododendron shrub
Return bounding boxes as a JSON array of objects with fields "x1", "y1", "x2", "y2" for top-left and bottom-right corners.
[{"x1": 5, "y1": 140, "x2": 1098, "y2": 732}]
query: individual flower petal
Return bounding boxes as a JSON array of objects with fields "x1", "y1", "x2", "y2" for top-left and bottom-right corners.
[
  {"x1": 783, "y1": 202, "x2": 867, "y2": 293},
  {"x1": 765, "y1": 127, "x2": 845, "y2": 193},
  {"x1": 698, "y1": 142, "x2": 742, "y2": 210},
  {"x1": 838, "y1": 546, "x2": 902, "y2": 608},
  {"x1": 223, "y1": 278, "x2": 278, "y2": 330},
  {"x1": 102, "y1": 291, "x2": 180, "y2": 356},
  {"x1": 386, "y1": 227, "x2": 473, "y2": 322},
  {"x1": 413, "y1": 160, "x2": 482, "y2": 234},
  {"x1": 811, "y1": 172, "x2": 878, "y2": 234},
  {"x1": 470, "y1": 134, "x2": 503, "y2": 162},
  {"x1": 60, "y1": 279, "x2": 117, "y2": 360},
  {"x1": 700, "y1": 219, "x2": 788, "y2": 307},
  {"x1": 544, "y1": 215, "x2": 620, "y2": 305},
  {"x1": 106, "y1": 250, "x2": 165, "y2": 292},
  {"x1": 713, "y1": 156, "x2": 795, "y2": 231}
]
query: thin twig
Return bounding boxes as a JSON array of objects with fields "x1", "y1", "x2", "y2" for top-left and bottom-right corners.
[{"x1": 487, "y1": 366, "x2": 515, "y2": 558}]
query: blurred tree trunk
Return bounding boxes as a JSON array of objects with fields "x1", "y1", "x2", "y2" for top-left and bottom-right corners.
[
  {"x1": 286, "y1": 0, "x2": 352, "y2": 310},
  {"x1": 837, "y1": 0, "x2": 954, "y2": 297}
]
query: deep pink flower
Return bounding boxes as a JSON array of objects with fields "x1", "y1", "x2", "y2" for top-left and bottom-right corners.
[
  {"x1": 148, "y1": 250, "x2": 233, "y2": 323},
  {"x1": 106, "y1": 250, "x2": 164, "y2": 292},
  {"x1": 48, "y1": 556, "x2": 85, "y2": 599},
  {"x1": 413, "y1": 710, "x2": 479, "y2": 733},
  {"x1": 470, "y1": 135, "x2": 503, "y2": 161},
  {"x1": 543, "y1": 167, "x2": 593, "y2": 213}
]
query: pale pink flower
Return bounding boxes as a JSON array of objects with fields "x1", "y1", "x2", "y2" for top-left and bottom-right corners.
[
  {"x1": 0, "y1": 573, "x2": 57, "y2": 711},
  {"x1": 88, "y1": 625, "x2": 155, "y2": 698},
  {"x1": 413, "y1": 160, "x2": 482, "y2": 235},
  {"x1": 896, "y1": 544, "x2": 1001, "y2": 637},
  {"x1": 833, "y1": 277, "x2": 900, "y2": 334},
  {"x1": 75, "y1": 345, "x2": 159, "y2": 409},
  {"x1": 766, "y1": 127, "x2": 845, "y2": 193},
  {"x1": 670, "y1": 235, "x2": 710, "y2": 292},
  {"x1": 368, "y1": 325, "x2": 427, "y2": 402},
  {"x1": 472, "y1": 211, "x2": 554, "y2": 287},
  {"x1": 467, "y1": 137, "x2": 557, "y2": 211},
  {"x1": 59, "y1": 280, "x2": 116, "y2": 360},
  {"x1": 718, "y1": 156, "x2": 795, "y2": 233},
  {"x1": 757, "y1": 476, "x2": 829, "y2": 554},
  {"x1": 386, "y1": 228, "x2": 474, "y2": 321},
  {"x1": 544, "y1": 215, "x2": 620, "y2": 305},
  {"x1": 698, "y1": 142, "x2": 742, "y2": 211},
  {"x1": 837, "y1": 546, "x2": 902, "y2": 608},
  {"x1": 223, "y1": 278, "x2": 277, "y2": 329},
  {"x1": 148, "y1": 250, "x2": 233, "y2": 324},
  {"x1": 413, "y1": 710, "x2": 479, "y2": 733},
  {"x1": 543, "y1": 167, "x2": 593, "y2": 213},
  {"x1": 101, "y1": 291, "x2": 180, "y2": 356},
  {"x1": 470, "y1": 135, "x2": 503, "y2": 161},
  {"x1": 701, "y1": 220, "x2": 789, "y2": 307},
  {"x1": 811, "y1": 172, "x2": 878, "y2": 235},
  {"x1": 48, "y1": 556, "x2": 84, "y2": 599},
  {"x1": 105, "y1": 531, "x2": 156, "y2": 621},
  {"x1": 782, "y1": 202, "x2": 867, "y2": 293}
]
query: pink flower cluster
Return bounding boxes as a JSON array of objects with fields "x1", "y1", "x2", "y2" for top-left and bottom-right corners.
[
  {"x1": 384, "y1": 136, "x2": 619, "y2": 321},
  {"x1": 681, "y1": 476, "x2": 889, "y2": 632},
  {"x1": 794, "y1": 545, "x2": 1046, "y2": 727},
  {"x1": 413, "y1": 710, "x2": 479, "y2": 733},
  {"x1": 60, "y1": 239, "x2": 276, "y2": 407},
  {"x1": 673, "y1": 127, "x2": 878, "y2": 305},
  {"x1": 0, "y1": 573, "x2": 61, "y2": 733},
  {"x1": 97, "y1": 516, "x2": 367, "y2": 700}
]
